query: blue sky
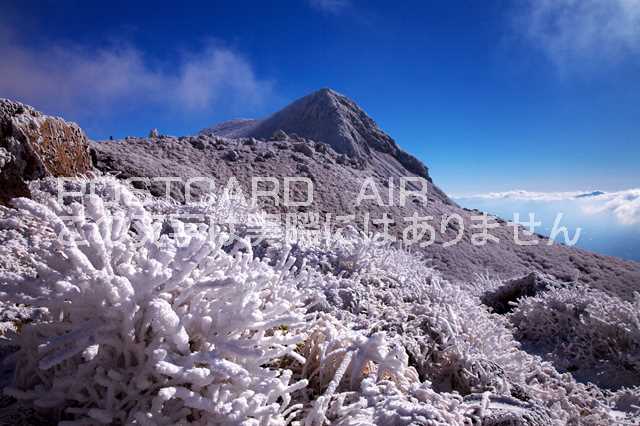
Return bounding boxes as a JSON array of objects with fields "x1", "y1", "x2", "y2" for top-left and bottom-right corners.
[{"x1": 1, "y1": 0, "x2": 639, "y2": 194}]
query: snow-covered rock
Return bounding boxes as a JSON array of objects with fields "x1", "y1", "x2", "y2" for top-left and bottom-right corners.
[{"x1": 0, "y1": 99, "x2": 91, "y2": 205}]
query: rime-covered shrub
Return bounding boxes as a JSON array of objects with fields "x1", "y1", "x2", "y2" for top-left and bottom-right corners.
[
  {"x1": 1, "y1": 179, "x2": 309, "y2": 424},
  {"x1": 510, "y1": 286, "x2": 640, "y2": 390},
  {"x1": 285, "y1": 226, "x2": 391, "y2": 278},
  {"x1": 29, "y1": 175, "x2": 272, "y2": 242},
  {"x1": 0, "y1": 177, "x2": 637, "y2": 425},
  {"x1": 296, "y1": 246, "x2": 619, "y2": 424}
]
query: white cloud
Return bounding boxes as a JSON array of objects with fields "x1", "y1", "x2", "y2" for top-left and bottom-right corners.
[
  {"x1": 457, "y1": 189, "x2": 640, "y2": 225},
  {"x1": 308, "y1": 0, "x2": 350, "y2": 14},
  {"x1": 582, "y1": 189, "x2": 640, "y2": 225},
  {"x1": 515, "y1": 0, "x2": 640, "y2": 69},
  {"x1": 0, "y1": 33, "x2": 272, "y2": 119}
]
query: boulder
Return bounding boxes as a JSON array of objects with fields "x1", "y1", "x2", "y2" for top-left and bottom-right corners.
[
  {"x1": 190, "y1": 138, "x2": 206, "y2": 150},
  {"x1": 224, "y1": 150, "x2": 240, "y2": 162},
  {"x1": 291, "y1": 154, "x2": 306, "y2": 164},
  {"x1": 270, "y1": 129, "x2": 289, "y2": 141},
  {"x1": 262, "y1": 150, "x2": 275, "y2": 159},
  {"x1": 0, "y1": 99, "x2": 92, "y2": 206},
  {"x1": 314, "y1": 142, "x2": 330, "y2": 154},
  {"x1": 292, "y1": 142, "x2": 314, "y2": 157}
]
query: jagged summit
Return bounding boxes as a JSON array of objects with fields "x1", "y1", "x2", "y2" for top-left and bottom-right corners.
[{"x1": 199, "y1": 88, "x2": 429, "y2": 179}]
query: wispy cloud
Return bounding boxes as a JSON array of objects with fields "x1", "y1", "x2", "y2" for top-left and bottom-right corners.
[
  {"x1": 457, "y1": 189, "x2": 640, "y2": 225},
  {"x1": 0, "y1": 32, "x2": 272, "y2": 120},
  {"x1": 514, "y1": 0, "x2": 640, "y2": 70},
  {"x1": 308, "y1": 0, "x2": 351, "y2": 14}
]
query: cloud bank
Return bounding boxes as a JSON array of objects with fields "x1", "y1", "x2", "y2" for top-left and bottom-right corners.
[
  {"x1": 0, "y1": 34, "x2": 272, "y2": 120},
  {"x1": 581, "y1": 190, "x2": 640, "y2": 226},
  {"x1": 457, "y1": 189, "x2": 640, "y2": 225},
  {"x1": 516, "y1": 0, "x2": 640, "y2": 69}
]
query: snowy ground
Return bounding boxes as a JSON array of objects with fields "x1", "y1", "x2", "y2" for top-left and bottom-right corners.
[{"x1": 0, "y1": 176, "x2": 638, "y2": 425}]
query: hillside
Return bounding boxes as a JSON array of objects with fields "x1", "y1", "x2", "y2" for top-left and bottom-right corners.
[{"x1": 92, "y1": 89, "x2": 640, "y2": 301}]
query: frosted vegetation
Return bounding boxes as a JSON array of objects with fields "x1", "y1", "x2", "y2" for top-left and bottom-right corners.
[{"x1": 0, "y1": 177, "x2": 639, "y2": 424}]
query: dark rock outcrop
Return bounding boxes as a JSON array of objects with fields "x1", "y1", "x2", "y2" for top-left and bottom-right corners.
[
  {"x1": 481, "y1": 272, "x2": 558, "y2": 314},
  {"x1": 0, "y1": 99, "x2": 92, "y2": 205}
]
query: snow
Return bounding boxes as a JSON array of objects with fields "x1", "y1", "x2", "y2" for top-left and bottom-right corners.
[{"x1": 0, "y1": 176, "x2": 638, "y2": 424}]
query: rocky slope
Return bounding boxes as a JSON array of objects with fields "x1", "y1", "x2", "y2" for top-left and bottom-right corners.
[{"x1": 91, "y1": 89, "x2": 640, "y2": 301}]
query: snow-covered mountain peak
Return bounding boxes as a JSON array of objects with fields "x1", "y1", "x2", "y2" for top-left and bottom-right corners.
[{"x1": 199, "y1": 88, "x2": 429, "y2": 178}]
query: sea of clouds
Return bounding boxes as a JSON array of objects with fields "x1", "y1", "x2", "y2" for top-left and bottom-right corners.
[
  {"x1": 455, "y1": 189, "x2": 640, "y2": 261},
  {"x1": 458, "y1": 189, "x2": 640, "y2": 226}
]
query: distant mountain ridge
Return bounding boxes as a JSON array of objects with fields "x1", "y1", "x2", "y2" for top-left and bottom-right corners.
[
  {"x1": 199, "y1": 88, "x2": 430, "y2": 179},
  {"x1": 575, "y1": 190, "x2": 606, "y2": 198}
]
